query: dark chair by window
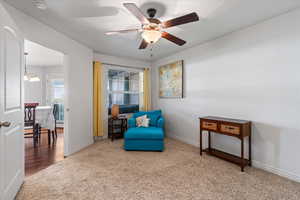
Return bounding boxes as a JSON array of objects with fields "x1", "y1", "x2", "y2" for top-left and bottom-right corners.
[{"x1": 24, "y1": 103, "x2": 40, "y2": 147}]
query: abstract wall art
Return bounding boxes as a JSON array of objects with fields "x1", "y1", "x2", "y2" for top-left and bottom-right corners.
[{"x1": 159, "y1": 60, "x2": 183, "y2": 98}]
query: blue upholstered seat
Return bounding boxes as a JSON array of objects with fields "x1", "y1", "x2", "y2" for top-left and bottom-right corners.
[
  {"x1": 124, "y1": 110, "x2": 165, "y2": 151},
  {"x1": 125, "y1": 127, "x2": 164, "y2": 140}
]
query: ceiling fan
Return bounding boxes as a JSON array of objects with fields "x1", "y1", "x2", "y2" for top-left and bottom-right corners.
[{"x1": 106, "y1": 3, "x2": 199, "y2": 49}]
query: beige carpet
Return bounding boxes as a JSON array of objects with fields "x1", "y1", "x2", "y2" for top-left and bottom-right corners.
[{"x1": 17, "y1": 138, "x2": 300, "y2": 200}]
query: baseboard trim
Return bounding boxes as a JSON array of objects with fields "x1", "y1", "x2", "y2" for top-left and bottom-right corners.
[
  {"x1": 252, "y1": 160, "x2": 300, "y2": 183},
  {"x1": 167, "y1": 132, "x2": 300, "y2": 183},
  {"x1": 167, "y1": 133, "x2": 198, "y2": 147}
]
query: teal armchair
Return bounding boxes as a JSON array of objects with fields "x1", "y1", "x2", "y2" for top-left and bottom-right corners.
[{"x1": 124, "y1": 110, "x2": 165, "y2": 151}]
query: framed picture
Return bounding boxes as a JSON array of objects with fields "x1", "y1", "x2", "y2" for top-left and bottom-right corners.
[{"x1": 159, "y1": 60, "x2": 183, "y2": 98}]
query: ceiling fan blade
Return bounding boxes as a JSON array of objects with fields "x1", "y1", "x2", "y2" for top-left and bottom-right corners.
[
  {"x1": 161, "y1": 32, "x2": 186, "y2": 46},
  {"x1": 123, "y1": 3, "x2": 150, "y2": 25},
  {"x1": 139, "y1": 39, "x2": 148, "y2": 49},
  {"x1": 162, "y1": 12, "x2": 199, "y2": 28},
  {"x1": 106, "y1": 29, "x2": 139, "y2": 35}
]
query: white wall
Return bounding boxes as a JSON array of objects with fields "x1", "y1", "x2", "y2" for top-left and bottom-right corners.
[
  {"x1": 1, "y1": 1, "x2": 94, "y2": 156},
  {"x1": 24, "y1": 66, "x2": 63, "y2": 105},
  {"x1": 152, "y1": 9, "x2": 300, "y2": 182},
  {"x1": 94, "y1": 53, "x2": 150, "y2": 68},
  {"x1": 24, "y1": 66, "x2": 44, "y2": 104}
]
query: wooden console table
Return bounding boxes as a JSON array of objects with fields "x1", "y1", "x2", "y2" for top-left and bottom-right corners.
[{"x1": 199, "y1": 116, "x2": 252, "y2": 171}]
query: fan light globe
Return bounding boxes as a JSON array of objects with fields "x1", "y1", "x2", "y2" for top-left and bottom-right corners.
[
  {"x1": 141, "y1": 30, "x2": 161, "y2": 44},
  {"x1": 29, "y1": 75, "x2": 41, "y2": 82},
  {"x1": 24, "y1": 74, "x2": 29, "y2": 81}
]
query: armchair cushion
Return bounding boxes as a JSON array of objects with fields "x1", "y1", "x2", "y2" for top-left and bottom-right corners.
[
  {"x1": 125, "y1": 127, "x2": 164, "y2": 140},
  {"x1": 136, "y1": 115, "x2": 150, "y2": 127}
]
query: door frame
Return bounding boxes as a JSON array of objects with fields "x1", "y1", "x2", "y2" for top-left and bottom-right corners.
[{"x1": 24, "y1": 38, "x2": 70, "y2": 157}]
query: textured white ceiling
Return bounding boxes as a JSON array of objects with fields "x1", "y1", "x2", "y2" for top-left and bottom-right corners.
[
  {"x1": 25, "y1": 40, "x2": 64, "y2": 67},
  {"x1": 6, "y1": 0, "x2": 300, "y2": 61}
]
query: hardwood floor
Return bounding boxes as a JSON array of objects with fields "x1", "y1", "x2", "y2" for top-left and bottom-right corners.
[{"x1": 25, "y1": 128, "x2": 64, "y2": 176}]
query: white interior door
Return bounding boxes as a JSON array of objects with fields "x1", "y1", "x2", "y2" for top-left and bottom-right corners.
[{"x1": 0, "y1": 4, "x2": 24, "y2": 200}]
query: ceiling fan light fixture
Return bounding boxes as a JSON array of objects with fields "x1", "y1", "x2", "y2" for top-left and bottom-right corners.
[
  {"x1": 24, "y1": 52, "x2": 40, "y2": 82},
  {"x1": 28, "y1": 75, "x2": 41, "y2": 82},
  {"x1": 141, "y1": 30, "x2": 161, "y2": 44},
  {"x1": 107, "y1": 3, "x2": 199, "y2": 49}
]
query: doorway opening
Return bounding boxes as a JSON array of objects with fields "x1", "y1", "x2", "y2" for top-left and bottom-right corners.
[{"x1": 24, "y1": 39, "x2": 65, "y2": 176}]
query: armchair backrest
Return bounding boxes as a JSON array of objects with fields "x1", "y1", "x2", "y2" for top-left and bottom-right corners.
[
  {"x1": 132, "y1": 110, "x2": 161, "y2": 118},
  {"x1": 132, "y1": 110, "x2": 162, "y2": 127}
]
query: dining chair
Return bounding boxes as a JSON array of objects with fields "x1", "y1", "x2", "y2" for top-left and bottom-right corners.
[
  {"x1": 52, "y1": 104, "x2": 59, "y2": 140},
  {"x1": 24, "y1": 103, "x2": 40, "y2": 147}
]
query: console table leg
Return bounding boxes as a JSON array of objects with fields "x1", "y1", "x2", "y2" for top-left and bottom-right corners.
[
  {"x1": 249, "y1": 134, "x2": 252, "y2": 166},
  {"x1": 111, "y1": 127, "x2": 114, "y2": 141},
  {"x1": 111, "y1": 121, "x2": 114, "y2": 142},
  {"x1": 200, "y1": 129, "x2": 202, "y2": 155},
  {"x1": 241, "y1": 137, "x2": 244, "y2": 172},
  {"x1": 208, "y1": 131, "x2": 211, "y2": 153}
]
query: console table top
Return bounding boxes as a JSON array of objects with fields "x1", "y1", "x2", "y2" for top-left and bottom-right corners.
[{"x1": 199, "y1": 116, "x2": 250, "y2": 124}]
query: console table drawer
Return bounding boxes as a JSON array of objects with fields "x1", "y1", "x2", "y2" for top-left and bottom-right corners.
[
  {"x1": 202, "y1": 121, "x2": 218, "y2": 131},
  {"x1": 220, "y1": 124, "x2": 240, "y2": 135}
]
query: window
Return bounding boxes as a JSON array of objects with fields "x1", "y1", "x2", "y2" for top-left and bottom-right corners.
[
  {"x1": 47, "y1": 78, "x2": 64, "y2": 121},
  {"x1": 107, "y1": 69, "x2": 143, "y2": 114},
  {"x1": 50, "y1": 79, "x2": 64, "y2": 104}
]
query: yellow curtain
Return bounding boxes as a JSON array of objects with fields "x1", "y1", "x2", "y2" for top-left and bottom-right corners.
[
  {"x1": 93, "y1": 61, "x2": 104, "y2": 137},
  {"x1": 143, "y1": 68, "x2": 151, "y2": 111}
]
